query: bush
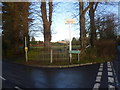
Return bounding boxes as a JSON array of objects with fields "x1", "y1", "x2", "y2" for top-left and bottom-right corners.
[
  {"x1": 95, "y1": 40, "x2": 116, "y2": 59},
  {"x1": 117, "y1": 36, "x2": 120, "y2": 45},
  {"x1": 80, "y1": 47, "x2": 97, "y2": 61},
  {"x1": 79, "y1": 40, "x2": 116, "y2": 63}
]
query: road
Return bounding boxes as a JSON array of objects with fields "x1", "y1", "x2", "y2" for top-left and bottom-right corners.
[
  {"x1": 2, "y1": 60, "x2": 119, "y2": 89},
  {"x1": 113, "y1": 45, "x2": 120, "y2": 89}
]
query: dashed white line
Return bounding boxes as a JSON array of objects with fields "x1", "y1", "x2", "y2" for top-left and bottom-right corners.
[
  {"x1": 108, "y1": 77, "x2": 114, "y2": 83},
  {"x1": 93, "y1": 83, "x2": 100, "y2": 89},
  {"x1": 107, "y1": 62, "x2": 115, "y2": 89},
  {"x1": 107, "y1": 62, "x2": 110, "y2": 64},
  {"x1": 108, "y1": 68, "x2": 112, "y2": 71},
  {"x1": 96, "y1": 76, "x2": 101, "y2": 82},
  {"x1": 0, "y1": 76, "x2": 6, "y2": 80},
  {"x1": 100, "y1": 63, "x2": 103, "y2": 65},
  {"x1": 111, "y1": 62, "x2": 119, "y2": 88},
  {"x1": 93, "y1": 62, "x2": 118, "y2": 89},
  {"x1": 108, "y1": 65, "x2": 111, "y2": 68},
  {"x1": 97, "y1": 72, "x2": 102, "y2": 76},
  {"x1": 99, "y1": 68, "x2": 103, "y2": 71},
  {"x1": 108, "y1": 85, "x2": 115, "y2": 90},
  {"x1": 93, "y1": 63, "x2": 103, "y2": 89},
  {"x1": 108, "y1": 72, "x2": 113, "y2": 76},
  {"x1": 100, "y1": 65, "x2": 103, "y2": 68}
]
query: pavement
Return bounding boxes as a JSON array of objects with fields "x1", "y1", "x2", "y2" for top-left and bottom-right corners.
[{"x1": 1, "y1": 60, "x2": 119, "y2": 89}]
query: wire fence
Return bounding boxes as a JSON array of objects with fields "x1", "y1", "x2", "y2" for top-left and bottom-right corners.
[{"x1": 28, "y1": 45, "x2": 80, "y2": 63}]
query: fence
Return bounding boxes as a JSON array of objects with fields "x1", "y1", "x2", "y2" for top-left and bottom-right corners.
[{"x1": 28, "y1": 45, "x2": 80, "y2": 63}]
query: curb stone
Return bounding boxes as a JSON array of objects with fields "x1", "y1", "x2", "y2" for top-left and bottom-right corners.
[{"x1": 25, "y1": 62, "x2": 95, "y2": 68}]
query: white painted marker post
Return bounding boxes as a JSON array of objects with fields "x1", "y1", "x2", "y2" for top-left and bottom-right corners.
[
  {"x1": 25, "y1": 37, "x2": 28, "y2": 62},
  {"x1": 69, "y1": 24, "x2": 72, "y2": 63},
  {"x1": 50, "y1": 49, "x2": 53, "y2": 63},
  {"x1": 65, "y1": 19, "x2": 76, "y2": 63},
  {"x1": 78, "y1": 53, "x2": 80, "y2": 62}
]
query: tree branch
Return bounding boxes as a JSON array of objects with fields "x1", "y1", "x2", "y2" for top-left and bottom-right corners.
[
  {"x1": 83, "y1": 4, "x2": 91, "y2": 15},
  {"x1": 93, "y1": 2, "x2": 99, "y2": 12},
  {"x1": 49, "y1": 0, "x2": 52, "y2": 25}
]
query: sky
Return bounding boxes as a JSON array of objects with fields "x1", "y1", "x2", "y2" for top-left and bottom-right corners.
[{"x1": 30, "y1": 2, "x2": 119, "y2": 42}]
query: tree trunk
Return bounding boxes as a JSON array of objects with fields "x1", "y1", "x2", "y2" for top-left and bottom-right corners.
[
  {"x1": 79, "y1": 2, "x2": 86, "y2": 48},
  {"x1": 89, "y1": 2, "x2": 96, "y2": 47},
  {"x1": 41, "y1": 1, "x2": 52, "y2": 49},
  {"x1": 43, "y1": 23, "x2": 51, "y2": 48},
  {"x1": 79, "y1": 2, "x2": 91, "y2": 49},
  {"x1": 89, "y1": 2, "x2": 98, "y2": 47}
]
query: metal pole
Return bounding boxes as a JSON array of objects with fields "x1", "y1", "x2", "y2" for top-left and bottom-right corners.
[
  {"x1": 25, "y1": 37, "x2": 28, "y2": 62},
  {"x1": 69, "y1": 24, "x2": 72, "y2": 63}
]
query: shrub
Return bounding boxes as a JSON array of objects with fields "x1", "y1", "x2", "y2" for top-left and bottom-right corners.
[
  {"x1": 117, "y1": 36, "x2": 120, "y2": 45},
  {"x1": 95, "y1": 40, "x2": 116, "y2": 59},
  {"x1": 80, "y1": 47, "x2": 97, "y2": 62}
]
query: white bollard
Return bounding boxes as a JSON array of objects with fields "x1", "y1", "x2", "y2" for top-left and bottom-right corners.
[
  {"x1": 50, "y1": 49, "x2": 53, "y2": 63},
  {"x1": 78, "y1": 53, "x2": 80, "y2": 62}
]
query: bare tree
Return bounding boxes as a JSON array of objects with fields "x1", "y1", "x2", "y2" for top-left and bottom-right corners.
[
  {"x1": 79, "y1": 1, "x2": 92, "y2": 49},
  {"x1": 95, "y1": 13, "x2": 118, "y2": 40},
  {"x1": 41, "y1": 0, "x2": 53, "y2": 49},
  {"x1": 89, "y1": 2, "x2": 98, "y2": 47}
]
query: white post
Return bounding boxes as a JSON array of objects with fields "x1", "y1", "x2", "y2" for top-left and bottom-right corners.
[
  {"x1": 25, "y1": 37, "x2": 27, "y2": 47},
  {"x1": 50, "y1": 49, "x2": 53, "y2": 63},
  {"x1": 69, "y1": 24, "x2": 72, "y2": 51},
  {"x1": 69, "y1": 24, "x2": 72, "y2": 63},
  {"x1": 26, "y1": 50, "x2": 28, "y2": 62},
  {"x1": 78, "y1": 53, "x2": 80, "y2": 62},
  {"x1": 25, "y1": 37, "x2": 28, "y2": 62},
  {"x1": 65, "y1": 19, "x2": 75, "y2": 63}
]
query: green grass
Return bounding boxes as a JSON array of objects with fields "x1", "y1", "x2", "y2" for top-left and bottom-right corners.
[{"x1": 10, "y1": 45, "x2": 115, "y2": 66}]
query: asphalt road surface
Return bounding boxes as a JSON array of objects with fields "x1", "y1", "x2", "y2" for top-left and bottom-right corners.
[{"x1": 2, "y1": 60, "x2": 119, "y2": 89}]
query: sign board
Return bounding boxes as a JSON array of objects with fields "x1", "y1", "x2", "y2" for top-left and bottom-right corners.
[
  {"x1": 69, "y1": 50, "x2": 80, "y2": 54},
  {"x1": 65, "y1": 19, "x2": 76, "y2": 24}
]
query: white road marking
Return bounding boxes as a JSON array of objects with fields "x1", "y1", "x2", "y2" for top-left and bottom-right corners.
[
  {"x1": 108, "y1": 85, "x2": 115, "y2": 89},
  {"x1": 100, "y1": 65, "x2": 103, "y2": 68},
  {"x1": 108, "y1": 77, "x2": 114, "y2": 83},
  {"x1": 100, "y1": 63, "x2": 103, "y2": 65},
  {"x1": 93, "y1": 83, "x2": 100, "y2": 89},
  {"x1": 14, "y1": 86, "x2": 22, "y2": 90},
  {"x1": 108, "y1": 72, "x2": 113, "y2": 76},
  {"x1": 0, "y1": 76, "x2": 6, "y2": 80},
  {"x1": 107, "y1": 62, "x2": 116, "y2": 89},
  {"x1": 107, "y1": 62, "x2": 110, "y2": 64},
  {"x1": 108, "y1": 68, "x2": 112, "y2": 71},
  {"x1": 99, "y1": 68, "x2": 103, "y2": 71},
  {"x1": 93, "y1": 63, "x2": 103, "y2": 89},
  {"x1": 97, "y1": 72, "x2": 102, "y2": 76},
  {"x1": 96, "y1": 76, "x2": 101, "y2": 82},
  {"x1": 111, "y1": 62, "x2": 119, "y2": 88},
  {"x1": 108, "y1": 65, "x2": 111, "y2": 68}
]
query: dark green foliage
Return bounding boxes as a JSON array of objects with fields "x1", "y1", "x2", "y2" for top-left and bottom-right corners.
[
  {"x1": 72, "y1": 37, "x2": 80, "y2": 45},
  {"x1": 2, "y1": 2, "x2": 30, "y2": 58}
]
